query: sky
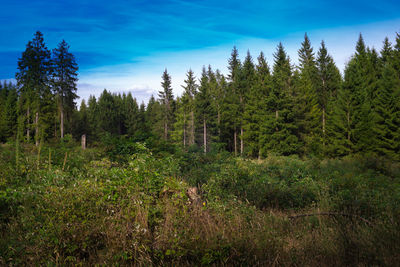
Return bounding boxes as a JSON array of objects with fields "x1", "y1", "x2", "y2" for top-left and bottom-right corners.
[{"x1": 1, "y1": 0, "x2": 400, "y2": 104}]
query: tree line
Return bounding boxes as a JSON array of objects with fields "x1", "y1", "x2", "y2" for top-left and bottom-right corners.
[{"x1": 1, "y1": 31, "x2": 399, "y2": 159}]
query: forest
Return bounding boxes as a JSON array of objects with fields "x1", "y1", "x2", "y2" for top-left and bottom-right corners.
[{"x1": 0, "y1": 31, "x2": 399, "y2": 265}]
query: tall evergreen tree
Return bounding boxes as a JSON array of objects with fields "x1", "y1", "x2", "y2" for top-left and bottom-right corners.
[
  {"x1": 181, "y1": 69, "x2": 197, "y2": 146},
  {"x1": 295, "y1": 33, "x2": 321, "y2": 155},
  {"x1": 316, "y1": 40, "x2": 342, "y2": 153},
  {"x1": 196, "y1": 67, "x2": 212, "y2": 153},
  {"x1": 158, "y1": 69, "x2": 174, "y2": 140},
  {"x1": 243, "y1": 52, "x2": 271, "y2": 158},
  {"x1": 260, "y1": 43, "x2": 299, "y2": 156},
  {"x1": 16, "y1": 31, "x2": 52, "y2": 145},
  {"x1": 52, "y1": 40, "x2": 78, "y2": 139}
]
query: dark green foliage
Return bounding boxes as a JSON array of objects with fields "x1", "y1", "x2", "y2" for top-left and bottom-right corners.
[
  {"x1": 52, "y1": 40, "x2": 78, "y2": 138},
  {"x1": 260, "y1": 43, "x2": 299, "y2": 156}
]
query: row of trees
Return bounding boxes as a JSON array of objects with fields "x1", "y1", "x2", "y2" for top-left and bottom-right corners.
[
  {"x1": 1, "y1": 31, "x2": 79, "y2": 145},
  {"x1": 1, "y1": 31, "x2": 399, "y2": 159}
]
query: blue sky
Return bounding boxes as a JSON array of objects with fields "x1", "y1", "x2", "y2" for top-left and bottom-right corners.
[{"x1": 1, "y1": 0, "x2": 400, "y2": 104}]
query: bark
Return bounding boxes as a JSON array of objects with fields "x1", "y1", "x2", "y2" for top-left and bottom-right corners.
[
  {"x1": 234, "y1": 130, "x2": 237, "y2": 156},
  {"x1": 81, "y1": 134, "x2": 86, "y2": 150},
  {"x1": 164, "y1": 121, "x2": 168, "y2": 140},
  {"x1": 240, "y1": 127, "x2": 244, "y2": 155},
  {"x1": 35, "y1": 112, "x2": 39, "y2": 147},
  {"x1": 275, "y1": 110, "x2": 279, "y2": 131},
  {"x1": 203, "y1": 117, "x2": 207, "y2": 153},
  {"x1": 347, "y1": 110, "x2": 350, "y2": 141},
  {"x1": 60, "y1": 108, "x2": 64, "y2": 139},
  {"x1": 322, "y1": 107, "x2": 326, "y2": 146},
  {"x1": 190, "y1": 110, "x2": 195, "y2": 146},
  {"x1": 26, "y1": 107, "x2": 30, "y2": 141},
  {"x1": 183, "y1": 113, "x2": 186, "y2": 148}
]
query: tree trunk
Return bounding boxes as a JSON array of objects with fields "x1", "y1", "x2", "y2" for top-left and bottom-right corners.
[
  {"x1": 190, "y1": 110, "x2": 195, "y2": 146},
  {"x1": 347, "y1": 110, "x2": 350, "y2": 141},
  {"x1": 60, "y1": 108, "x2": 64, "y2": 139},
  {"x1": 35, "y1": 112, "x2": 39, "y2": 147},
  {"x1": 234, "y1": 130, "x2": 237, "y2": 156},
  {"x1": 81, "y1": 134, "x2": 86, "y2": 150},
  {"x1": 164, "y1": 121, "x2": 168, "y2": 140},
  {"x1": 183, "y1": 113, "x2": 186, "y2": 148},
  {"x1": 322, "y1": 107, "x2": 326, "y2": 145},
  {"x1": 203, "y1": 117, "x2": 207, "y2": 153},
  {"x1": 26, "y1": 107, "x2": 30, "y2": 141},
  {"x1": 240, "y1": 127, "x2": 244, "y2": 155},
  {"x1": 217, "y1": 109, "x2": 221, "y2": 140},
  {"x1": 275, "y1": 110, "x2": 279, "y2": 131}
]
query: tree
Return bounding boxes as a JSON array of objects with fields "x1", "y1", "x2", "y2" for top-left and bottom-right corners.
[
  {"x1": 52, "y1": 40, "x2": 78, "y2": 139},
  {"x1": 260, "y1": 43, "x2": 299, "y2": 156},
  {"x1": 158, "y1": 69, "x2": 174, "y2": 140},
  {"x1": 316, "y1": 40, "x2": 342, "y2": 153},
  {"x1": 181, "y1": 69, "x2": 197, "y2": 146},
  {"x1": 196, "y1": 67, "x2": 212, "y2": 153},
  {"x1": 295, "y1": 33, "x2": 321, "y2": 155},
  {"x1": 243, "y1": 52, "x2": 271, "y2": 158},
  {"x1": 16, "y1": 31, "x2": 52, "y2": 145}
]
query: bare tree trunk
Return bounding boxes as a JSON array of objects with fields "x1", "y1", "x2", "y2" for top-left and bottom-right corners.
[
  {"x1": 217, "y1": 109, "x2": 221, "y2": 139},
  {"x1": 26, "y1": 107, "x2": 30, "y2": 141},
  {"x1": 347, "y1": 110, "x2": 350, "y2": 141},
  {"x1": 183, "y1": 113, "x2": 186, "y2": 148},
  {"x1": 203, "y1": 117, "x2": 207, "y2": 153},
  {"x1": 322, "y1": 107, "x2": 326, "y2": 146},
  {"x1": 240, "y1": 127, "x2": 244, "y2": 155},
  {"x1": 234, "y1": 130, "x2": 237, "y2": 156},
  {"x1": 190, "y1": 110, "x2": 195, "y2": 146},
  {"x1": 164, "y1": 121, "x2": 168, "y2": 140},
  {"x1": 258, "y1": 148, "x2": 262, "y2": 160},
  {"x1": 275, "y1": 110, "x2": 279, "y2": 131},
  {"x1": 81, "y1": 134, "x2": 86, "y2": 150},
  {"x1": 60, "y1": 108, "x2": 64, "y2": 139},
  {"x1": 35, "y1": 112, "x2": 39, "y2": 147}
]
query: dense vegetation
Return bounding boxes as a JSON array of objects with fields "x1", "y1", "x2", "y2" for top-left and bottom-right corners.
[
  {"x1": 1, "y1": 142, "x2": 399, "y2": 265},
  {"x1": 0, "y1": 31, "x2": 399, "y2": 265}
]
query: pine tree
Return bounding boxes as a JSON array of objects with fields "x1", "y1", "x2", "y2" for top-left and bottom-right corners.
[
  {"x1": 52, "y1": 40, "x2": 78, "y2": 139},
  {"x1": 316, "y1": 40, "x2": 342, "y2": 154},
  {"x1": 16, "y1": 31, "x2": 52, "y2": 145},
  {"x1": 196, "y1": 67, "x2": 212, "y2": 153},
  {"x1": 223, "y1": 46, "x2": 242, "y2": 155},
  {"x1": 158, "y1": 69, "x2": 174, "y2": 140},
  {"x1": 260, "y1": 43, "x2": 299, "y2": 156},
  {"x1": 295, "y1": 33, "x2": 321, "y2": 155},
  {"x1": 243, "y1": 52, "x2": 271, "y2": 158},
  {"x1": 181, "y1": 69, "x2": 197, "y2": 146},
  {"x1": 123, "y1": 92, "x2": 139, "y2": 136},
  {"x1": 370, "y1": 38, "x2": 400, "y2": 159}
]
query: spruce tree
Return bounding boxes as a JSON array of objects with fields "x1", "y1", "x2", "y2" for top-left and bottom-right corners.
[
  {"x1": 181, "y1": 69, "x2": 197, "y2": 146},
  {"x1": 243, "y1": 52, "x2": 271, "y2": 158},
  {"x1": 316, "y1": 40, "x2": 342, "y2": 154},
  {"x1": 16, "y1": 31, "x2": 52, "y2": 144},
  {"x1": 52, "y1": 40, "x2": 78, "y2": 139},
  {"x1": 295, "y1": 33, "x2": 321, "y2": 155},
  {"x1": 196, "y1": 67, "x2": 212, "y2": 153},
  {"x1": 260, "y1": 43, "x2": 299, "y2": 156},
  {"x1": 158, "y1": 69, "x2": 174, "y2": 140}
]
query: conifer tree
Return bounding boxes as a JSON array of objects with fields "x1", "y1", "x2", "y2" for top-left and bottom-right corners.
[
  {"x1": 260, "y1": 43, "x2": 299, "y2": 156},
  {"x1": 243, "y1": 52, "x2": 271, "y2": 158},
  {"x1": 224, "y1": 46, "x2": 241, "y2": 155},
  {"x1": 16, "y1": 31, "x2": 52, "y2": 144},
  {"x1": 181, "y1": 69, "x2": 197, "y2": 146},
  {"x1": 196, "y1": 67, "x2": 212, "y2": 153},
  {"x1": 158, "y1": 69, "x2": 174, "y2": 140},
  {"x1": 316, "y1": 40, "x2": 342, "y2": 153},
  {"x1": 52, "y1": 40, "x2": 78, "y2": 139},
  {"x1": 295, "y1": 33, "x2": 321, "y2": 155}
]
